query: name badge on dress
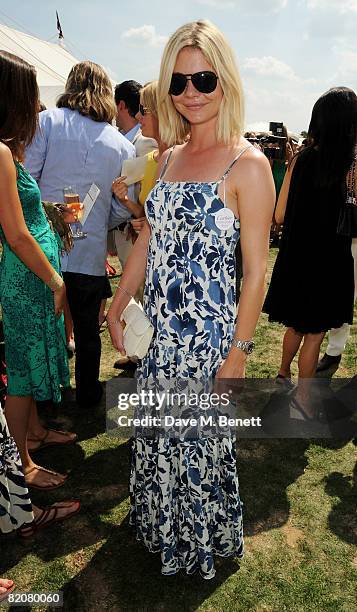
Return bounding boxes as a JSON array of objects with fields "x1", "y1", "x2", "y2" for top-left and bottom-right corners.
[{"x1": 215, "y1": 208, "x2": 235, "y2": 231}]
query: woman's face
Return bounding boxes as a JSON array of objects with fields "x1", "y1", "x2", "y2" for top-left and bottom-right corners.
[
  {"x1": 135, "y1": 102, "x2": 158, "y2": 139},
  {"x1": 170, "y1": 47, "x2": 223, "y2": 127}
]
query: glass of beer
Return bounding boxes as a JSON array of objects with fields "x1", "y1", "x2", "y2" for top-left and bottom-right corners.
[{"x1": 63, "y1": 186, "x2": 86, "y2": 239}]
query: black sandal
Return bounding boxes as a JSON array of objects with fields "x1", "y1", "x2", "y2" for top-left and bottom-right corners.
[
  {"x1": 18, "y1": 500, "x2": 81, "y2": 539},
  {"x1": 28, "y1": 428, "x2": 78, "y2": 454}
]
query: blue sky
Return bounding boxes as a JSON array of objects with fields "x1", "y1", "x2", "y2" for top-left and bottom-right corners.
[{"x1": 1, "y1": 0, "x2": 357, "y2": 132}]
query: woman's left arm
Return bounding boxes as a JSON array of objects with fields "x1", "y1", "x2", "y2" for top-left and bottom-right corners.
[{"x1": 217, "y1": 149, "x2": 275, "y2": 378}]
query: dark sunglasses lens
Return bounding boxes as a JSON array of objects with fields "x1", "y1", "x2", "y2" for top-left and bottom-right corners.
[
  {"x1": 192, "y1": 72, "x2": 218, "y2": 93},
  {"x1": 169, "y1": 74, "x2": 187, "y2": 96}
]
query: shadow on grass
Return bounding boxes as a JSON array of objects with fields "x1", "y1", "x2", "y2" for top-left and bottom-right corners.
[
  {"x1": 0, "y1": 377, "x2": 311, "y2": 610},
  {"x1": 62, "y1": 516, "x2": 241, "y2": 612},
  {"x1": 325, "y1": 465, "x2": 357, "y2": 546},
  {"x1": 0, "y1": 441, "x2": 131, "y2": 575},
  {"x1": 238, "y1": 438, "x2": 309, "y2": 536},
  {"x1": 58, "y1": 438, "x2": 310, "y2": 611},
  {"x1": 0, "y1": 432, "x2": 311, "y2": 609},
  {"x1": 37, "y1": 384, "x2": 108, "y2": 444}
]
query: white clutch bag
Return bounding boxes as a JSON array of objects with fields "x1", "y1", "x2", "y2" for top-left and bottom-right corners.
[{"x1": 120, "y1": 298, "x2": 154, "y2": 359}]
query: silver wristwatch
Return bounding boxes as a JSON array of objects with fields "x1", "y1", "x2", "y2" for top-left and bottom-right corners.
[{"x1": 231, "y1": 339, "x2": 255, "y2": 355}]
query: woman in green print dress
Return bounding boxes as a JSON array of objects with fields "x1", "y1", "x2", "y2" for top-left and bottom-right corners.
[{"x1": 0, "y1": 50, "x2": 71, "y2": 490}]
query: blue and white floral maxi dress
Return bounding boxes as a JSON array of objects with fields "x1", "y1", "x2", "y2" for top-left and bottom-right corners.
[{"x1": 129, "y1": 148, "x2": 249, "y2": 579}]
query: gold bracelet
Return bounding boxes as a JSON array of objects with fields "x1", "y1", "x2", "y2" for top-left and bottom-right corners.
[
  {"x1": 48, "y1": 271, "x2": 64, "y2": 292},
  {"x1": 117, "y1": 285, "x2": 134, "y2": 300}
]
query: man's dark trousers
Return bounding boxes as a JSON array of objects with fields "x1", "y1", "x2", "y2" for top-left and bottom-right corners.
[{"x1": 63, "y1": 272, "x2": 106, "y2": 407}]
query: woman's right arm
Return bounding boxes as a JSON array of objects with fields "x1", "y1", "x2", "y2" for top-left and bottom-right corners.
[
  {"x1": 107, "y1": 220, "x2": 151, "y2": 352},
  {"x1": 0, "y1": 145, "x2": 65, "y2": 314}
]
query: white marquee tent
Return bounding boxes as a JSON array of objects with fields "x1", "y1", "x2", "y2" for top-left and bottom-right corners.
[{"x1": 0, "y1": 23, "x2": 79, "y2": 108}]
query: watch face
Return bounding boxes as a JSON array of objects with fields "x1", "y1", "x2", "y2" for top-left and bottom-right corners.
[{"x1": 246, "y1": 342, "x2": 255, "y2": 354}]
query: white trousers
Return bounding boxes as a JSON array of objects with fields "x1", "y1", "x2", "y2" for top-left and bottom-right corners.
[
  {"x1": 326, "y1": 238, "x2": 357, "y2": 356},
  {"x1": 114, "y1": 227, "x2": 143, "y2": 302},
  {"x1": 114, "y1": 227, "x2": 133, "y2": 272}
]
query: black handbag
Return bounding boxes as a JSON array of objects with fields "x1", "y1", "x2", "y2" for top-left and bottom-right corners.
[{"x1": 337, "y1": 158, "x2": 357, "y2": 238}]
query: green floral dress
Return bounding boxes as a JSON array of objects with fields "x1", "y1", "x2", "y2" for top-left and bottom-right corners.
[{"x1": 0, "y1": 162, "x2": 69, "y2": 402}]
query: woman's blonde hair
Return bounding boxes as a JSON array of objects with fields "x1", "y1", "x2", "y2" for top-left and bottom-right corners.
[
  {"x1": 57, "y1": 61, "x2": 116, "y2": 123},
  {"x1": 141, "y1": 80, "x2": 158, "y2": 116},
  {"x1": 157, "y1": 20, "x2": 244, "y2": 146}
]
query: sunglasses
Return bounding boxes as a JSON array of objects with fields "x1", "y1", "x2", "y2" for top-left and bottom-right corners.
[
  {"x1": 139, "y1": 103, "x2": 151, "y2": 116},
  {"x1": 169, "y1": 71, "x2": 218, "y2": 96}
]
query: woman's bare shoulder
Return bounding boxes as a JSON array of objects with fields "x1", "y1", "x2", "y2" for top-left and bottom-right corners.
[
  {"x1": 0, "y1": 142, "x2": 13, "y2": 163},
  {"x1": 230, "y1": 139, "x2": 271, "y2": 183},
  {"x1": 157, "y1": 143, "x2": 187, "y2": 174},
  {"x1": 0, "y1": 143, "x2": 16, "y2": 179}
]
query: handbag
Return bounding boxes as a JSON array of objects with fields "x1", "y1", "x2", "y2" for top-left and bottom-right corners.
[
  {"x1": 337, "y1": 158, "x2": 357, "y2": 238},
  {"x1": 120, "y1": 298, "x2": 154, "y2": 359}
]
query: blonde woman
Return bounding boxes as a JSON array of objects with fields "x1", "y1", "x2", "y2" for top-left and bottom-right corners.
[
  {"x1": 26, "y1": 61, "x2": 135, "y2": 408},
  {"x1": 112, "y1": 80, "x2": 168, "y2": 233},
  {"x1": 108, "y1": 20, "x2": 275, "y2": 578},
  {"x1": 111, "y1": 81, "x2": 166, "y2": 368}
]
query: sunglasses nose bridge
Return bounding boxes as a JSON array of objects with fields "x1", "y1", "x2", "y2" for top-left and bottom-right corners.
[{"x1": 185, "y1": 76, "x2": 200, "y2": 95}]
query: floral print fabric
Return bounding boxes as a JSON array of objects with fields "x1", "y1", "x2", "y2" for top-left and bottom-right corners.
[
  {"x1": 129, "y1": 174, "x2": 244, "y2": 579},
  {"x1": 0, "y1": 408, "x2": 33, "y2": 533}
]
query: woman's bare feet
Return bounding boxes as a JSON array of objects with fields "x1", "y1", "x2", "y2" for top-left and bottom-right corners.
[
  {"x1": 0, "y1": 579, "x2": 15, "y2": 602},
  {"x1": 24, "y1": 463, "x2": 68, "y2": 490}
]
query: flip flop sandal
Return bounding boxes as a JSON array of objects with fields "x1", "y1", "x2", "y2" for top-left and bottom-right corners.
[
  {"x1": 17, "y1": 500, "x2": 81, "y2": 539},
  {"x1": 24, "y1": 465, "x2": 68, "y2": 490},
  {"x1": 0, "y1": 582, "x2": 16, "y2": 603},
  {"x1": 28, "y1": 429, "x2": 78, "y2": 454}
]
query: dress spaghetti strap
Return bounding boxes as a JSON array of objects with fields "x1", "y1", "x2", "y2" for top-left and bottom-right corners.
[
  {"x1": 217, "y1": 144, "x2": 253, "y2": 206},
  {"x1": 217, "y1": 145, "x2": 253, "y2": 184},
  {"x1": 159, "y1": 146, "x2": 176, "y2": 180}
]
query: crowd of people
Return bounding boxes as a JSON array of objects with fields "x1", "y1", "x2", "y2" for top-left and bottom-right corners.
[{"x1": 0, "y1": 17, "x2": 356, "y2": 596}]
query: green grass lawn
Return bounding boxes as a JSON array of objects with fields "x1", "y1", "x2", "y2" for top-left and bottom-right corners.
[{"x1": 0, "y1": 249, "x2": 356, "y2": 612}]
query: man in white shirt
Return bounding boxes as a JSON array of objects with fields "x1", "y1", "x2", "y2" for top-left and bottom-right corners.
[
  {"x1": 111, "y1": 81, "x2": 157, "y2": 370},
  {"x1": 115, "y1": 80, "x2": 156, "y2": 156},
  {"x1": 113, "y1": 80, "x2": 156, "y2": 268}
]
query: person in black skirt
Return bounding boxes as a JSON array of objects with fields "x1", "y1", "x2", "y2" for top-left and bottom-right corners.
[{"x1": 264, "y1": 87, "x2": 356, "y2": 414}]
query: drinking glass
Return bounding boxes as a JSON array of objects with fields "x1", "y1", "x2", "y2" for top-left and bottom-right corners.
[{"x1": 63, "y1": 186, "x2": 87, "y2": 240}]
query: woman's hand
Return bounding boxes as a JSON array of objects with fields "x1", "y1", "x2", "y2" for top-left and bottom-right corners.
[
  {"x1": 112, "y1": 177, "x2": 129, "y2": 203},
  {"x1": 53, "y1": 283, "x2": 66, "y2": 318},
  {"x1": 130, "y1": 217, "x2": 146, "y2": 234},
  {"x1": 214, "y1": 352, "x2": 246, "y2": 401},
  {"x1": 58, "y1": 204, "x2": 82, "y2": 224},
  {"x1": 108, "y1": 320, "x2": 126, "y2": 355},
  {"x1": 216, "y1": 351, "x2": 247, "y2": 379}
]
